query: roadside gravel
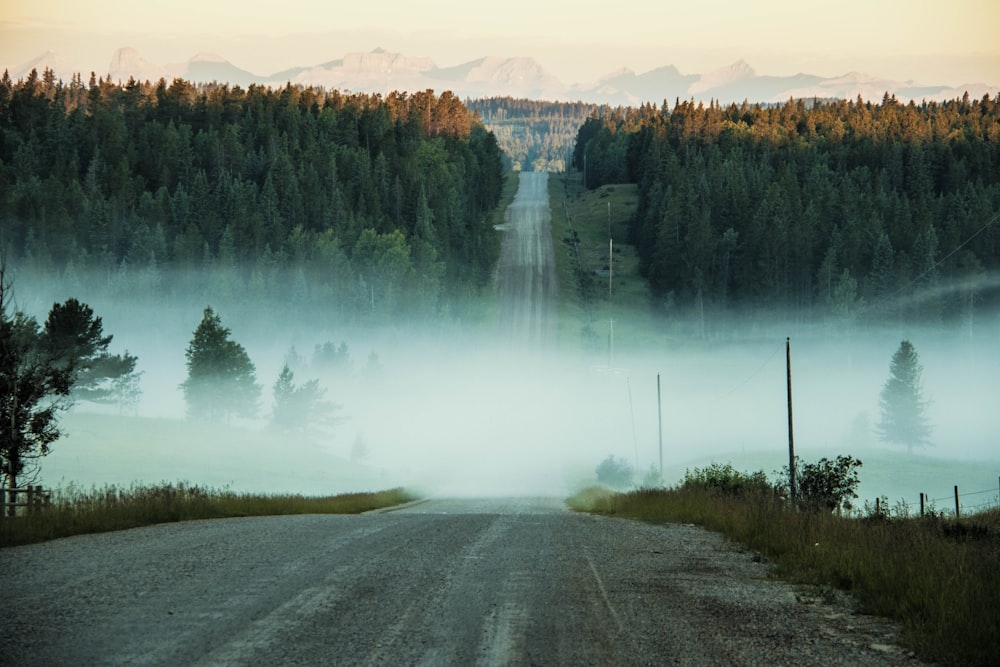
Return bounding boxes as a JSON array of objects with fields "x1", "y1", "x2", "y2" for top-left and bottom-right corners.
[{"x1": 1, "y1": 497, "x2": 927, "y2": 665}]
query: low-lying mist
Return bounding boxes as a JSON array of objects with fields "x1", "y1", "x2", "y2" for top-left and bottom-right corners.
[{"x1": 17, "y1": 282, "x2": 1000, "y2": 507}]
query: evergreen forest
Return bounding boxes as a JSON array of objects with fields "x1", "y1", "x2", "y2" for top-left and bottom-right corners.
[
  {"x1": 469, "y1": 97, "x2": 599, "y2": 172},
  {"x1": 0, "y1": 70, "x2": 505, "y2": 325},
  {"x1": 572, "y1": 94, "x2": 1000, "y2": 330}
]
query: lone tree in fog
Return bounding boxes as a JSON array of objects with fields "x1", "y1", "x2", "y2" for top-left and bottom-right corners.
[
  {"x1": 877, "y1": 340, "x2": 931, "y2": 454},
  {"x1": 271, "y1": 364, "x2": 340, "y2": 433},
  {"x1": 181, "y1": 307, "x2": 260, "y2": 422}
]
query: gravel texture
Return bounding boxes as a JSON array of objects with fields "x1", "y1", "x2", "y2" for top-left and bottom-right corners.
[{"x1": 0, "y1": 497, "x2": 927, "y2": 666}]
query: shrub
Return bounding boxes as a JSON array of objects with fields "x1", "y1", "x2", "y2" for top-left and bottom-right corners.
[
  {"x1": 595, "y1": 455, "x2": 633, "y2": 488},
  {"x1": 681, "y1": 462, "x2": 772, "y2": 496},
  {"x1": 777, "y1": 455, "x2": 862, "y2": 512}
]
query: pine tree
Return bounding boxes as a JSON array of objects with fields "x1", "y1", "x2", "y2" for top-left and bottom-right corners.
[
  {"x1": 1, "y1": 266, "x2": 73, "y2": 496},
  {"x1": 877, "y1": 340, "x2": 931, "y2": 453},
  {"x1": 271, "y1": 364, "x2": 337, "y2": 433},
  {"x1": 41, "y1": 298, "x2": 138, "y2": 404},
  {"x1": 180, "y1": 307, "x2": 260, "y2": 421}
]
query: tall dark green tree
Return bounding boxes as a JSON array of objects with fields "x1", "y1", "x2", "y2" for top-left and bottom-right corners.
[
  {"x1": 1, "y1": 278, "x2": 69, "y2": 499},
  {"x1": 40, "y1": 298, "x2": 138, "y2": 405},
  {"x1": 877, "y1": 340, "x2": 932, "y2": 453},
  {"x1": 181, "y1": 306, "x2": 260, "y2": 421},
  {"x1": 0, "y1": 262, "x2": 102, "y2": 499}
]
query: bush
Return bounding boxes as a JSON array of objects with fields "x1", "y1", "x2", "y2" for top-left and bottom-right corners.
[
  {"x1": 778, "y1": 455, "x2": 862, "y2": 512},
  {"x1": 595, "y1": 455, "x2": 633, "y2": 489},
  {"x1": 681, "y1": 462, "x2": 772, "y2": 496}
]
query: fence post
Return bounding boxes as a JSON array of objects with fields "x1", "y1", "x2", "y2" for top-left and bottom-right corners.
[
  {"x1": 6, "y1": 486, "x2": 16, "y2": 519},
  {"x1": 920, "y1": 492, "x2": 925, "y2": 517},
  {"x1": 875, "y1": 497, "x2": 881, "y2": 515},
  {"x1": 954, "y1": 485, "x2": 960, "y2": 519}
]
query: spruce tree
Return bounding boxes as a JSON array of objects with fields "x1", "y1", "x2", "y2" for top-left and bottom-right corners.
[
  {"x1": 181, "y1": 307, "x2": 260, "y2": 422},
  {"x1": 877, "y1": 340, "x2": 931, "y2": 453}
]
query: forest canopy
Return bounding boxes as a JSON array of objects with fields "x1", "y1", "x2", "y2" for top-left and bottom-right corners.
[
  {"x1": 0, "y1": 70, "x2": 505, "y2": 324},
  {"x1": 572, "y1": 94, "x2": 1000, "y2": 328},
  {"x1": 468, "y1": 97, "x2": 600, "y2": 172}
]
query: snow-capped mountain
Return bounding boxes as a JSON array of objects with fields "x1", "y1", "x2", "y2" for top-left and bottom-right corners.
[
  {"x1": 104, "y1": 48, "x2": 258, "y2": 87},
  {"x1": 428, "y1": 57, "x2": 567, "y2": 99},
  {"x1": 688, "y1": 59, "x2": 756, "y2": 96},
  {"x1": 10, "y1": 50, "x2": 77, "y2": 82},
  {"x1": 6, "y1": 47, "x2": 997, "y2": 106},
  {"x1": 108, "y1": 47, "x2": 167, "y2": 82}
]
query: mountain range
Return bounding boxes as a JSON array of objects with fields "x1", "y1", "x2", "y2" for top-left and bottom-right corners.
[{"x1": 9, "y1": 47, "x2": 998, "y2": 106}]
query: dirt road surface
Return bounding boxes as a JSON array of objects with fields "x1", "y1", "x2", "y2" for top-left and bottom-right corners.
[
  {"x1": 495, "y1": 171, "x2": 559, "y2": 347},
  {"x1": 1, "y1": 498, "x2": 922, "y2": 666}
]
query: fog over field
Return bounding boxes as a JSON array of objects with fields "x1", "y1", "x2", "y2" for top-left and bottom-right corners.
[{"x1": 13, "y1": 269, "x2": 999, "y2": 510}]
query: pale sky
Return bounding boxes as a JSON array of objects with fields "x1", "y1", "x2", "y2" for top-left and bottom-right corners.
[{"x1": 1, "y1": 0, "x2": 998, "y2": 85}]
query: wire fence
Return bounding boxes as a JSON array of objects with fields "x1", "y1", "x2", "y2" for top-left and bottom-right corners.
[
  {"x1": 864, "y1": 484, "x2": 1000, "y2": 519},
  {"x1": 928, "y1": 485, "x2": 1000, "y2": 516}
]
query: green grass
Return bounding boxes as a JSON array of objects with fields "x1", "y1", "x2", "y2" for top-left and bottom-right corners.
[
  {"x1": 492, "y1": 171, "x2": 521, "y2": 227},
  {"x1": 38, "y1": 411, "x2": 405, "y2": 497},
  {"x1": 570, "y1": 484, "x2": 1000, "y2": 666},
  {"x1": 1, "y1": 483, "x2": 418, "y2": 548},
  {"x1": 549, "y1": 172, "x2": 678, "y2": 354}
]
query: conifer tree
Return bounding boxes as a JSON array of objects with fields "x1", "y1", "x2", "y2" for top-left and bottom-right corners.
[
  {"x1": 877, "y1": 340, "x2": 931, "y2": 453},
  {"x1": 181, "y1": 307, "x2": 260, "y2": 421}
]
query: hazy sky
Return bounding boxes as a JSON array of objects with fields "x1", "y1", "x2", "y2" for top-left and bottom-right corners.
[{"x1": 1, "y1": 0, "x2": 998, "y2": 85}]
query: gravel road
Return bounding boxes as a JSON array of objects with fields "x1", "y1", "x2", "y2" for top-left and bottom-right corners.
[
  {"x1": 495, "y1": 171, "x2": 558, "y2": 347},
  {"x1": 1, "y1": 497, "x2": 924, "y2": 666}
]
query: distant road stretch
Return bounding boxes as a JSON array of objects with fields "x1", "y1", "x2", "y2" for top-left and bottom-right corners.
[
  {"x1": 1, "y1": 498, "x2": 920, "y2": 666},
  {"x1": 495, "y1": 171, "x2": 559, "y2": 347}
]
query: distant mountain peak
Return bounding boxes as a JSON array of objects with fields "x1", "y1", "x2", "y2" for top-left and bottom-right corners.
[
  {"x1": 12, "y1": 50, "x2": 74, "y2": 80},
  {"x1": 108, "y1": 47, "x2": 166, "y2": 82},
  {"x1": 688, "y1": 59, "x2": 758, "y2": 96},
  {"x1": 8, "y1": 47, "x2": 996, "y2": 106},
  {"x1": 189, "y1": 52, "x2": 227, "y2": 63}
]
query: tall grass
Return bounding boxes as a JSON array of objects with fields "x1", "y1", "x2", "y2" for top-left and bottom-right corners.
[
  {"x1": 1, "y1": 483, "x2": 417, "y2": 548},
  {"x1": 571, "y1": 485, "x2": 1000, "y2": 666}
]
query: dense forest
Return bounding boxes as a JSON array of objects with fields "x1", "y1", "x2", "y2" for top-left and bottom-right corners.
[
  {"x1": 573, "y1": 94, "x2": 1000, "y2": 329},
  {"x1": 0, "y1": 69, "x2": 505, "y2": 324},
  {"x1": 469, "y1": 97, "x2": 599, "y2": 172}
]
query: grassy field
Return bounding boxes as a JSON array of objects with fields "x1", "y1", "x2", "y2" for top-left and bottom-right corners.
[
  {"x1": 38, "y1": 411, "x2": 398, "y2": 496},
  {"x1": 1, "y1": 485, "x2": 416, "y2": 548},
  {"x1": 570, "y1": 484, "x2": 1000, "y2": 667},
  {"x1": 548, "y1": 172, "x2": 666, "y2": 354}
]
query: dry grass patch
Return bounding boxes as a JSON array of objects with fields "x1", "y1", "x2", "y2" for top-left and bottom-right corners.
[{"x1": 1, "y1": 484, "x2": 417, "y2": 548}]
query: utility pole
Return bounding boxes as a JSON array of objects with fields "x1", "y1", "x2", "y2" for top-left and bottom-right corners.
[
  {"x1": 657, "y1": 374, "x2": 663, "y2": 478},
  {"x1": 786, "y1": 337, "x2": 796, "y2": 504},
  {"x1": 607, "y1": 201, "x2": 613, "y2": 298},
  {"x1": 608, "y1": 237, "x2": 613, "y2": 299},
  {"x1": 608, "y1": 317, "x2": 614, "y2": 367}
]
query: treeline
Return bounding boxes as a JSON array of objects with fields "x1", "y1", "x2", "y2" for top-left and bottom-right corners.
[
  {"x1": 469, "y1": 97, "x2": 599, "y2": 172},
  {"x1": 573, "y1": 94, "x2": 1000, "y2": 328},
  {"x1": 0, "y1": 69, "x2": 505, "y2": 323}
]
